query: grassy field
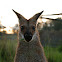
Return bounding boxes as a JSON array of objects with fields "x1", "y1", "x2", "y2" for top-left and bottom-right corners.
[
  {"x1": 0, "y1": 34, "x2": 62, "y2": 62},
  {"x1": 44, "y1": 46, "x2": 62, "y2": 62},
  {"x1": 0, "y1": 34, "x2": 17, "y2": 62}
]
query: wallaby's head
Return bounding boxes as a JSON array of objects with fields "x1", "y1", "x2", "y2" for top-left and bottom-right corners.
[{"x1": 12, "y1": 9, "x2": 43, "y2": 42}]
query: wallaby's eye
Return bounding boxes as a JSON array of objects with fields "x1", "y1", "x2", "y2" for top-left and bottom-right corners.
[
  {"x1": 21, "y1": 26, "x2": 24, "y2": 31},
  {"x1": 32, "y1": 26, "x2": 35, "y2": 31}
]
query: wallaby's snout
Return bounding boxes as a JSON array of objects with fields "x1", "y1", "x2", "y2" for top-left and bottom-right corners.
[{"x1": 24, "y1": 31, "x2": 32, "y2": 42}]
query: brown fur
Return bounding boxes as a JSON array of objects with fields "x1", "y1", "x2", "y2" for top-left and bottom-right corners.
[{"x1": 12, "y1": 9, "x2": 48, "y2": 62}]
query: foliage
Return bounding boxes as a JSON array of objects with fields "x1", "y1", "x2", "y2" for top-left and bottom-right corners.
[
  {"x1": 42, "y1": 17, "x2": 62, "y2": 31},
  {"x1": 52, "y1": 18, "x2": 62, "y2": 31},
  {"x1": 0, "y1": 30, "x2": 6, "y2": 35},
  {"x1": 0, "y1": 32, "x2": 2, "y2": 35},
  {"x1": 58, "y1": 45, "x2": 62, "y2": 52}
]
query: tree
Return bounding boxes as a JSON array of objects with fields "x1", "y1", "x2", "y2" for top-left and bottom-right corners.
[
  {"x1": 51, "y1": 18, "x2": 62, "y2": 31},
  {"x1": 12, "y1": 24, "x2": 19, "y2": 34}
]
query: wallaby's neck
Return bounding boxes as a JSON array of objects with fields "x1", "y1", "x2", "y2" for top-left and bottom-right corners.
[{"x1": 14, "y1": 31, "x2": 47, "y2": 62}]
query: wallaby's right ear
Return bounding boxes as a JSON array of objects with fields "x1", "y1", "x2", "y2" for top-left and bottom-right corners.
[{"x1": 12, "y1": 9, "x2": 26, "y2": 23}]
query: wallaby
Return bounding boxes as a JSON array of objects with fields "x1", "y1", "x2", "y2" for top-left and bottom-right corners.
[{"x1": 12, "y1": 9, "x2": 48, "y2": 62}]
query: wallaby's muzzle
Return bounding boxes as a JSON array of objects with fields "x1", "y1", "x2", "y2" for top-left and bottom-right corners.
[{"x1": 24, "y1": 31, "x2": 32, "y2": 42}]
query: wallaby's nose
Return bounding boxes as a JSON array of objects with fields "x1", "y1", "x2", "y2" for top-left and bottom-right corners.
[{"x1": 24, "y1": 32, "x2": 32, "y2": 42}]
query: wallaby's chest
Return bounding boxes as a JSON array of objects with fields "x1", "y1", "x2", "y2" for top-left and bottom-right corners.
[{"x1": 15, "y1": 42, "x2": 43, "y2": 62}]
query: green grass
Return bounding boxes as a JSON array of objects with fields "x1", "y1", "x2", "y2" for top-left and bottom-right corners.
[
  {"x1": 44, "y1": 46, "x2": 62, "y2": 62},
  {"x1": 0, "y1": 34, "x2": 62, "y2": 62},
  {"x1": 0, "y1": 34, "x2": 17, "y2": 62}
]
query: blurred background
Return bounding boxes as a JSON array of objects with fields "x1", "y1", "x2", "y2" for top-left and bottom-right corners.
[{"x1": 0, "y1": 0, "x2": 62, "y2": 62}]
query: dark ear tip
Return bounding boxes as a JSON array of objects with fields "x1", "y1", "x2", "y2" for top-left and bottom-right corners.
[
  {"x1": 12, "y1": 9, "x2": 14, "y2": 12},
  {"x1": 12, "y1": 9, "x2": 16, "y2": 13},
  {"x1": 12, "y1": 9, "x2": 19, "y2": 14},
  {"x1": 12, "y1": 9, "x2": 14, "y2": 11},
  {"x1": 40, "y1": 10, "x2": 44, "y2": 14}
]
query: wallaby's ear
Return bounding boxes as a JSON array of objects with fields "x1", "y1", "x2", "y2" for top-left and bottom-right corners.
[
  {"x1": 34, "y1": 11, "x2": 44, "y2": 20},
  {"x1": 12, "y1": 9, "x2": 26, "y2": 23},
  {"x1": 30, "y1": 11, "x2": 44, "y2": 23}
]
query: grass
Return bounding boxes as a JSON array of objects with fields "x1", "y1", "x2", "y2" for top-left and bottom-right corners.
[
  {"x1": 0, "y1": 34, "x2": 62, "y2": 62},
  {"x1": 44, "y1": 46, "x2": 62, "y2": 62},
  {"x1": 0, "y1": 34, "x2": 17, "y2": 62}
]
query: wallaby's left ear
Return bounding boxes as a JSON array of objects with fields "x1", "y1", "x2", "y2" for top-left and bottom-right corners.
[
  {"x1": 12, "y1": 9, "x2": 24, "y2": 19},
  {"x1": 12, "y1": 9, "x2": 26, "y2": 23},
  {"x1": 30, "y1": 11, "x2": 44, "y2": 22}
]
